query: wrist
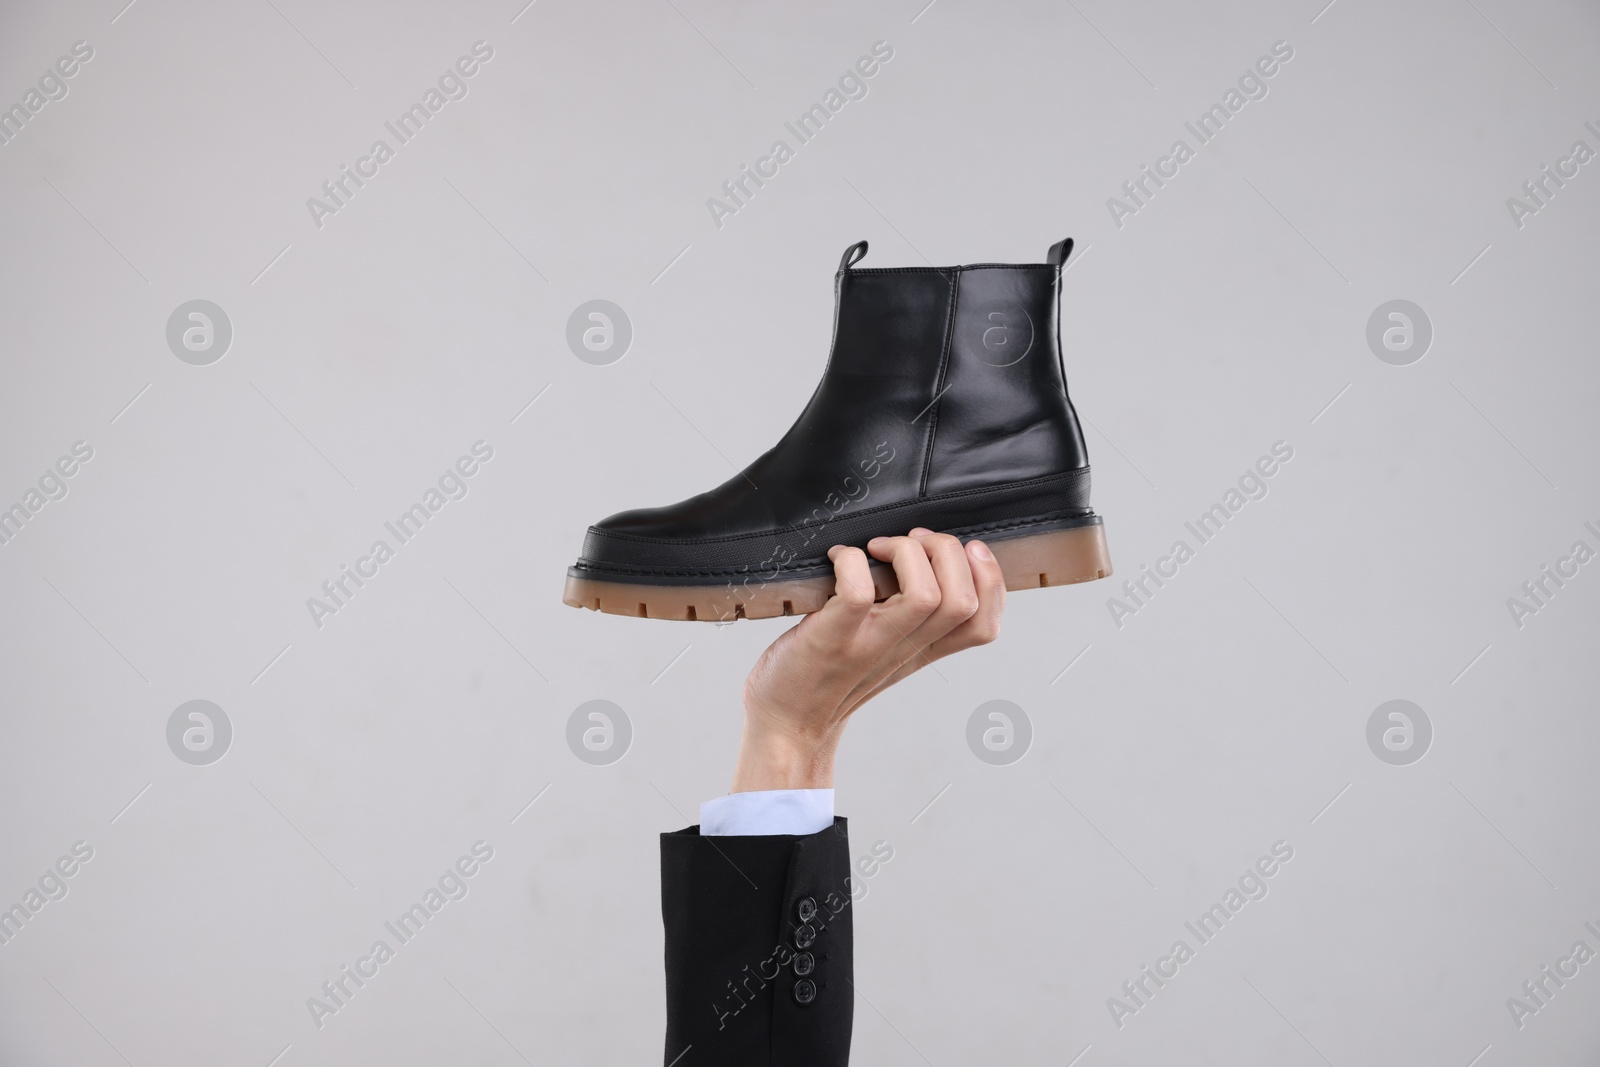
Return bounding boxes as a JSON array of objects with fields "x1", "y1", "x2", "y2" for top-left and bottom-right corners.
[{"x1": 730, "y1": 715, "x2": 840, "y2": 792}]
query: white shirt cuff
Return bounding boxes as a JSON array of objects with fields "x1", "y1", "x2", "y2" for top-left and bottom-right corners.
[{"x1": 699, "y1": 789, "x2": 835, "y2": 837}]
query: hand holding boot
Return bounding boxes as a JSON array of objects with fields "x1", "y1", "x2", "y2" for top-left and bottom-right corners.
[{"x1": 732, "y1": 528, "x2": 1007, "y2": 792}]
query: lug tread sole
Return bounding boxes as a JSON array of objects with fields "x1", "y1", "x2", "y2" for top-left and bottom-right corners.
[{"x1": 562, "y1": 524, "x2": 1112, "y2": 622}]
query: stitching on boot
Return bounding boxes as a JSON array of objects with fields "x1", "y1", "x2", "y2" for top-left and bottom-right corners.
[
  {"x1": 844, "y1": 265, "x2": 1058, "y2": 275},
  {"x1": 585, "y1": 468, "x2": 1093, "y2": 546},
  {"x1": 575, "y1": 509, "x2": 1100, "y2": 579}
]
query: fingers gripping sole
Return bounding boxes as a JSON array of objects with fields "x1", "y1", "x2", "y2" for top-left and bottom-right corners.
[{"x1": 562, "y1": 523, "x2": 1113, "y2": 622}]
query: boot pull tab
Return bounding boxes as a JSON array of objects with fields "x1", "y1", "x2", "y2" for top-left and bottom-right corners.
[
  {"x1": 1046, "y1": 238, "x2": 1075, "y2": 268},
  {"x1": 838, "y1": 240, "x2": 869, "y2": 272}
]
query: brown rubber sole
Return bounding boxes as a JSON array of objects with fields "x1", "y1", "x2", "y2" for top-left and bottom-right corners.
[{"x1": 562, "y1": 522, "x2": 1112, "y2": 622}]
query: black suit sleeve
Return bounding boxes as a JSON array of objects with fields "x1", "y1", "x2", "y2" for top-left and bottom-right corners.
[{"x1": 660, "y1": 816, "x2": 854, "y2": 1067}]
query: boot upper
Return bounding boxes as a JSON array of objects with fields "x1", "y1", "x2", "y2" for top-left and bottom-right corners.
[{"x1": 575, "y1": 243, "x2": 1093, "y2": 579}]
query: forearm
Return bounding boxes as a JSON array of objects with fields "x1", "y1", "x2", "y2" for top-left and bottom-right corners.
[
  {"x1": 730, "y1": 716, "x2": 842, "y2": 792},
  {"x1": 660, "y1": 818, "x2": 854, "y2": 1066},
  {"x1": 660, "y1": 530, "x2": 1000, "y2": 1064},
  {"x1": 655, "y1": 715, "x2": 853, "y2": 1064}
]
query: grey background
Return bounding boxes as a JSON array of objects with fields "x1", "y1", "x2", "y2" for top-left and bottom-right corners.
[{"x1": 1, "y1": 0, "x2": 1597, "y2": 1064}]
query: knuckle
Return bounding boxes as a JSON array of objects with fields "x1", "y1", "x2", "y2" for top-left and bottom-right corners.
[
  {"x1": 947, "y1": 593, "x2": 981, "y2": 620},
  {"x1": 970, "y1": 616, "x2": 1002, "y2": 644},
  {"x1": 907, "y1": 587, "x2": 942, "y2": 615}
]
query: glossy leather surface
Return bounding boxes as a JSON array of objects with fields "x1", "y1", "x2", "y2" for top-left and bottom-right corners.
[
  {"x1": 924, "y1": 266, "x2": 1089, "y2": 495},
  {"x1": 575, "y1": 241, "x2": 1094, "y2": 578},
  {"x1": 594, "y1": 267, "x2": 950, "y2": 542}
]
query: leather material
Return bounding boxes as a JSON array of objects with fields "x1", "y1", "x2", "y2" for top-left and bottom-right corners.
[
  {"x1": 573, "y1": 241, "x2": 1096, "y2": 582},
  {"x1": 838, "y1": 239, "x2": 869, "y2": 271},
  {"x1": 579, "y1": 470, "x2": 1093, "y2": 579},
  {"x1": 923, "y1": 266, "x2": 1089, "y2": 496}
]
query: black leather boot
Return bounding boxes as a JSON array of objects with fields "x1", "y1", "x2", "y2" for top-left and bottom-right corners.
[{"x1": 564, "y1": 238, "x2": 1112, "y2": 621}]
